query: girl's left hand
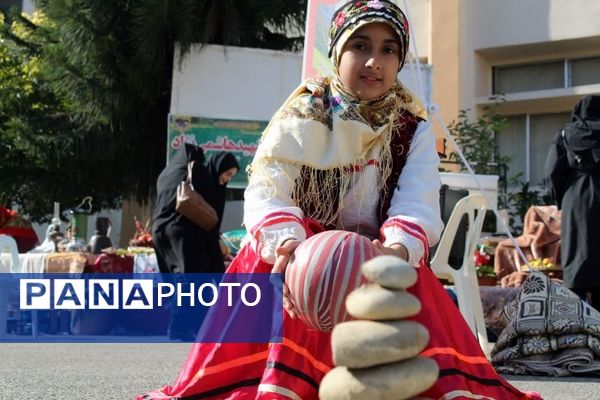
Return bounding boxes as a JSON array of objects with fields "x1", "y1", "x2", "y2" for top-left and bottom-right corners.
[{"x1": 372, "y1": 239, "x2": 409, "y2": 262}]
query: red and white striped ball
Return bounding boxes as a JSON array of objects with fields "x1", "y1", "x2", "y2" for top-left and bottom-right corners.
[{"x1": 285, "y1": 230, "x2": 383, "y2": 332}]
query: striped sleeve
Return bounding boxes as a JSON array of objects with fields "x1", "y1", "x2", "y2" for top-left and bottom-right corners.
[
  {"x1": 381, "y1": 217, "x2": 430, "y2": 267},
  {"x1": 244, "y1": 160, "x2": 307, "y2": 264},
  {"x1": 248, "y1": 211, "x2": 307, "y2": 264}
]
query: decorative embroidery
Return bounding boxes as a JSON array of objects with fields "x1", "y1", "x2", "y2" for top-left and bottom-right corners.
[
  {"x1": 522, "y1": 275, "x2": 545, "y2": 294},
  {"x1": 272, "y1": 96, "x2": 332, "y2": 128},
  {"x1": 328, "y1": 0, "x2": 409, "y2": 63},
  {"x1": 380, "y1": 216, "x2": 430, "y2": 266},
  {"x1": 338, "y1": 106, "x2": 364, "y2": 124}
]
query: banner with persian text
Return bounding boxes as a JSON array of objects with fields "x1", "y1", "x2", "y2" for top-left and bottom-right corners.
[{"x1": 167, "y1": 115, "x2": 268, "y2": 189}]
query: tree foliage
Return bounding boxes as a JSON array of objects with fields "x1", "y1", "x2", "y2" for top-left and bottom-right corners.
[
  {"x1": 0, "y1": 0, "x2": 306, "y2": 221},
  {"x1": 447, "y1": 99, "x2": 511, "y2": 176},
  {"x1": 447, "y1": 99, "x2": 552, "y2": 234}
]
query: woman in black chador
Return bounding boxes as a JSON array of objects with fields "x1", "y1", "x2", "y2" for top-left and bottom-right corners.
[
  {"x1": 152, "y1": 144, "x2": 239, "y2": 274},
  {"x1": 546, "y1": 95, "x2": 600, "y2": 310}
]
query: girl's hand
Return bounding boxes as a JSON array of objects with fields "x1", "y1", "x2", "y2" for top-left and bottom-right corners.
[
  {"x1": 271, "y1": 239, "x2": 302, "y2": 318},
  {"x1": 372, "y1": 239, "x2": 409, "y2": 262}
]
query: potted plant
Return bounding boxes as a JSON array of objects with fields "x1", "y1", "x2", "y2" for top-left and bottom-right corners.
[{"x1": 474, "y1": 247, "x2": 497, "y2": 286}]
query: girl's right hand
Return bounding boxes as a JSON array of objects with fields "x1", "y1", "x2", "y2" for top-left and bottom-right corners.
[{"x1": 271, "y1": 239, "x2": 301, "y2": 318}]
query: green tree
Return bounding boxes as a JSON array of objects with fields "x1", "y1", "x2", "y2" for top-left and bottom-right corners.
[
  {"x1": 447, "y1": 100, "x2": 552, "y2": 234},
  {"x1": 0, "y1": 1, "x2": 306, "y2": 221},
  {"x1": 0, "y1": 12, "x2": 105, "y2": 219}
]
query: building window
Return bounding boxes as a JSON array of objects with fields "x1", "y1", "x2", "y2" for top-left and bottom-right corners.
[
  {"x1": 494, "y1": 61, "x2": 563, "y2": 94},
  {"x1": 570, "y1": 56, "x2": 600, "y2": 87},
  {"x1": 496, "y1": 112, "x2": 570, "y2": 186},
  {"x1": 493, "y1": 56, "x2": 600, "y2": 94},
  {"x1": 496, "y1": 115, "x2": 526, "y2": 180}
]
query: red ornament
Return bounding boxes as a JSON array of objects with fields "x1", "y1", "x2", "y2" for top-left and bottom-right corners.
[{"x1": 334, "y1": 11, "x2": 346, "y2": 28}]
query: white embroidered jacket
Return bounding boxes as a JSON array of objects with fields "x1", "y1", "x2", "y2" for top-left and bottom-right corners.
[{"x1": 244, "y1": 121, "x2": 444, "y2": 267}]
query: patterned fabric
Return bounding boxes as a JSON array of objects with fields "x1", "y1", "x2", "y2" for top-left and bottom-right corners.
[
  {"x1": 492, "y1": 272, "x2": 600, "y2": 376},
  {"x1": 328, "y1": 0, "x2": 410, "y2": 70}
]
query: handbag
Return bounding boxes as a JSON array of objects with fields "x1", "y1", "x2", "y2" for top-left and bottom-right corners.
[{"x1": 176, "y1": 161, "x2": 219, "y2": 230}]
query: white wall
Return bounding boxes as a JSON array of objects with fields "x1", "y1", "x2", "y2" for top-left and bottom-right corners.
[
  {"x1": 404, "y1": 0, "x2": 430, "y2": 60},
  {"x1": 457, "y1": 0, "x2": 600, "y2": 115},
  {"x1": 21, "y1": 0, "x2": 35, "y2": 14},
  {"x1": 171, "y1": 45, "x2": 303, "y2": 121},
  {"x1": 466, "y1": 0, "x2": 600, "y2": 50}
]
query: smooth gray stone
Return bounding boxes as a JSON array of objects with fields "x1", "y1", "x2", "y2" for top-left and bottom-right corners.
[
  {"x1": 319, "y1": 357, "x2": 439, "y2": 400},
  {"x1": 345, "y1": 284, "x2": 421, "y2": 320},
  {"x1": 332, "y1": 320, "x2": 429, "y2": 368},
  {"x1": 361, "y1": 255, "x2": 417, "y2": 289}
]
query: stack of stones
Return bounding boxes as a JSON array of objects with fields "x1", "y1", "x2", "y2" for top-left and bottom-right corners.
[{"x1": 319, "y1": 255, "x2": 439, "y2": 400}]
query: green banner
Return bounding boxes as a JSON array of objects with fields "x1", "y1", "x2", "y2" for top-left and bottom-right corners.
[{"x1": 168, "y1": 115, "x2": 268, "y2": 188}]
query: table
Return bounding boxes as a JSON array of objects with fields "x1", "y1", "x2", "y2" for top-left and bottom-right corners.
[{"x1": 0, "y1": 252, "x2": 159, "y2": 274}]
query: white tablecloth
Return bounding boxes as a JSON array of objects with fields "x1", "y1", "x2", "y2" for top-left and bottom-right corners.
[{"x1": 0, "y1": 253, "x2": 46, "y2": 273}]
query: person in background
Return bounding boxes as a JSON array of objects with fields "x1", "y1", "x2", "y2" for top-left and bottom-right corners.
[
  {"x1": 152, "y1": 145, "x2": 239, "y2": 274},
  {"x1": 546, "y1": 95, "x2": 600, "y2": 310},
  {"x1": 152, "y1": 145, "x2": 239, "y2": 340}
]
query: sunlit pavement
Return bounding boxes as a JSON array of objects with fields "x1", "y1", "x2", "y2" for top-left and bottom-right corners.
[{"x1": 0, "y1": 343, "x2": 597, "y2": 399}]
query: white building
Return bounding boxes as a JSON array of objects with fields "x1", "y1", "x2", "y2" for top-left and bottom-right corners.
[{"x1": 407, "y1": 0, "x2": 600, "y2": 186}]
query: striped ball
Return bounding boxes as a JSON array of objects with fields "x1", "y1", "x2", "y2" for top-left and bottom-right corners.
[{"x1": 285, "y1": 230, "x2": 383, "y2": 332}]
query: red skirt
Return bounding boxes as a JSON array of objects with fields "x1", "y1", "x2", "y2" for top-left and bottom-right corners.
[{"x1": 139, "y1": 243, "x2": 542, "y2": 400}]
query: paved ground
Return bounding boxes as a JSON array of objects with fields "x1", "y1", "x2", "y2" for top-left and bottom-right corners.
[{"x1": 0, "y1": 342, "x2": 598, "y2": 399}]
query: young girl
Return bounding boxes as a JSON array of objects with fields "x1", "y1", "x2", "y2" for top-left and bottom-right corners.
[{"x1": 140, "y1": 1, "x2": 540, "y2": 399}]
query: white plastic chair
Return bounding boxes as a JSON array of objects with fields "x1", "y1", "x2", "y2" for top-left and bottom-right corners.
[
  {"x1": 0, "y1": 234, "x2": 37, "y2": 338},
  {"x1": 430, "y1": 195, "x2": 490, "y2": 352}
]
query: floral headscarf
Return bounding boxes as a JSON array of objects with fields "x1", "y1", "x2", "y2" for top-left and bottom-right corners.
[{"x1": 329, "y1": 0, "x2": 410, "y2": 70}]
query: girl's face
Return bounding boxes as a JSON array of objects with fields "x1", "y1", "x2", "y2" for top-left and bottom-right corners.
[
  {"x1": 218, "y1": 167, "x2": 238, "y2": 186},
  {"x1": 337, "y1": 22, "x2": 401, "y2": 101}
]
